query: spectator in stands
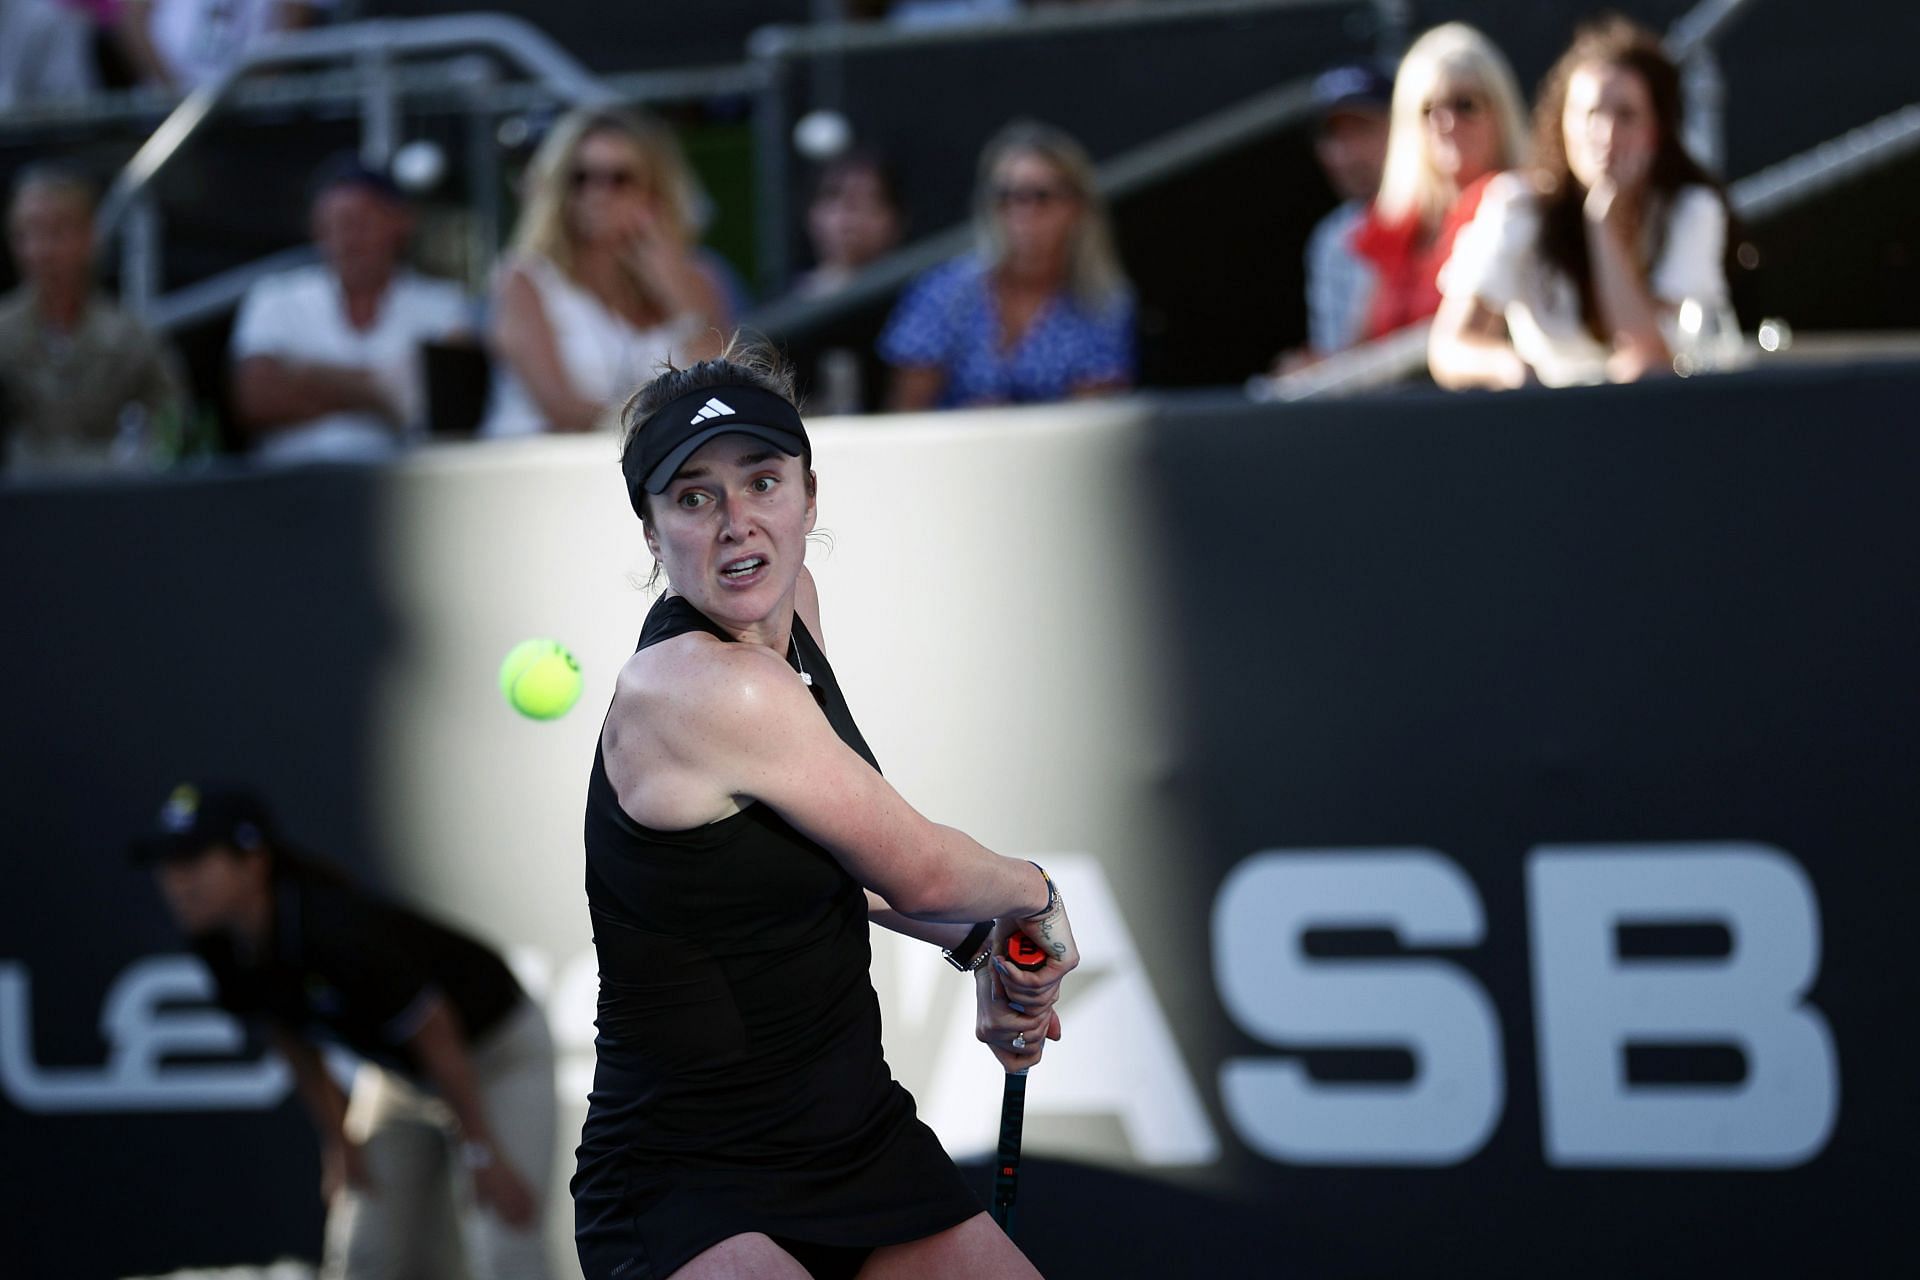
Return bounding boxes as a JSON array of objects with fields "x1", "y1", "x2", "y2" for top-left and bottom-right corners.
[
  {"x1": 792, "y1": 149, "x2": 905, "y2": 301},
  {"x1": 1350, "y1": 22, "x2": 1527, "y2": 343},
  {"x1": 1430, "y1": 17, "x2": 1732, "y2": 389},
  {"x1": 0, "y1": 0, "x2": 98, "y2": 107},
  {"x1": 1274, "y1": 61, "x2": 1394, "y2": 373},
  {"x1": 230, "y1": 155, "x2": 470, "y2": 465},
  {"x1": 116, "y1": 0, "x2": 326, "y2": 91},
  {"x1": 482, "y1": 108, "x2": 731, "y2": 438},
  {"x1": 0, "y1": 164, "x2": 186, "y2": 475},
  {"x1": 881, "y1": 119, "x2": 1133, "y2": 411}
]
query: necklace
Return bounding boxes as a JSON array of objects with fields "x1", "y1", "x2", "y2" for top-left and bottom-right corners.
[{"x1": 787, "y1": 634, "x2": 814, "y2": 688}]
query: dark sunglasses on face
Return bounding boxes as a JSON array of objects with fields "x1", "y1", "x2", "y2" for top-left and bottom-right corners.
[
  {"x1": 1422, "y1": 94, "x2": 1485, "y2": 121},
  {"x1": 571, "y1": 166, "x2": 640, "y2": 192},
  {"x1": 993, "y1": 183, "x2": 1072, "y2": 209}
]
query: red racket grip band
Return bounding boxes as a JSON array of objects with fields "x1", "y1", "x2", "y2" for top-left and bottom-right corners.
[{"x1": 1005, "y1": 935, "x2": 1049, "y2": 970}]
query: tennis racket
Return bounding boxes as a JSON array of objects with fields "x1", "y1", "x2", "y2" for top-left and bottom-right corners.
[{"x1": 991, "y1": 934, "x2": 1050, "y2": 1232}]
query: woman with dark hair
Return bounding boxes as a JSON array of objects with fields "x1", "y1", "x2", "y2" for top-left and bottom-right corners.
[
  {"x1": 1430, "y1": 16, "x2": 1733, "y2": 388},
  {"x1": 572, "y1": 338, "x2": 1078, "y2": 1279},
  {"x1": 793, "y1": 148, "x2": 905, "y2": 301}
]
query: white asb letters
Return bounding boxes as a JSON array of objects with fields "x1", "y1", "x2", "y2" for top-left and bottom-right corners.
[
  {"x1": 1528, "y1": 843, "x2": 1838, "y2": 1167},
  {"x1": 1213, "y1": 850, "x2": 1504, "y2": 1164},
  {"x1": 1211, "y1": 843, "x2": 1837, "y2": 1169}
]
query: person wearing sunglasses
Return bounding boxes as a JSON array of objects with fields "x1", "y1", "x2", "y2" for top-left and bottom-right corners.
[
  {"x1": 482, "y1": 108, "x2": 731, "y2": 438},
  {"x1": 880, "y1": 120, "x2": 1134, "y2": 411},
  {"x1": 1430, "y1": 17, "x2": 1732, "y2": 389},
  {"x1": 1348, "y1": 23, "x2": 1529, "y2": 345}
]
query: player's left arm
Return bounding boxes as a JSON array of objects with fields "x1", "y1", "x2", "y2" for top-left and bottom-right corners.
[{"x1": 810, "y1": 568, "x2": 980, "y2": 950}]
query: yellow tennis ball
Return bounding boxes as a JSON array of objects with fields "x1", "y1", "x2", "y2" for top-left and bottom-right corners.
[{"x1": 499, "y1": 638, "x2": 583, "y2": 721}]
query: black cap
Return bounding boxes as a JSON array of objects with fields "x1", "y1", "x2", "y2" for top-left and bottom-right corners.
[
  {"x1": 621, "y1": 384, "x2": 810, "y2": 517},
  {"x1": 1314, "y1": 63, "x2": 1394, "y2": 118},
  {"x1": 310, "y1": 152, "x2": 405, "y2": 205},
  {"x1": 128, "y1": 784, "x2": 276, "y2": 867}
]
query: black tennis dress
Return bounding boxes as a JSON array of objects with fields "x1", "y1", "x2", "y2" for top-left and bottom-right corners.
[{"x1": 573, "y1": 594, "x2": 981, "y2": 1279}]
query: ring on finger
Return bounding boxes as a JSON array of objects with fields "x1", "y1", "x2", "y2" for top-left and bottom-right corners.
[{"x1": 1012, "y1": 1033, "x2": 1027, "y2": 1050}]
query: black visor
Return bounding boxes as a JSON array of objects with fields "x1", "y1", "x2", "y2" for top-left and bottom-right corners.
[{"x1": 622, "y1": 385, "x2": 810, "y2": 517}]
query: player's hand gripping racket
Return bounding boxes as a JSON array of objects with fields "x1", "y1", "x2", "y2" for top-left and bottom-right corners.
[{"x1": 991, "y1": 934, "x2": 1050, "y2": 1232}]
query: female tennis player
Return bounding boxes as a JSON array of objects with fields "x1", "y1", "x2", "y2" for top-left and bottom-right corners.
[{"x1": 573, "y1": 339, "x2": 1079, "y2": 1280}]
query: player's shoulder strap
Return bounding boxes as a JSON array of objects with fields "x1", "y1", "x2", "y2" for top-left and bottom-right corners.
[{"x1": 637, "y1": 593, "x2": 732, "y2": 653}]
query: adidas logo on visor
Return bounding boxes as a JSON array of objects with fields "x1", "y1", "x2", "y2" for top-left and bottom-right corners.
[{"x1": 690, "y1": 397, "x2": 736, "y2": 424}]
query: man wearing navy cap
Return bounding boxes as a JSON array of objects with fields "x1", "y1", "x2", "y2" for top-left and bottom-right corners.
[
  {"x1": 133, "y1": 783, "x2": 554, "y2": 1278},
  {"x1": 229, "y1": 154, "x2": 471, "y2": 464},
  {"x1": 1291, "y1": 62, "x2": 1394, "y2": 363}
]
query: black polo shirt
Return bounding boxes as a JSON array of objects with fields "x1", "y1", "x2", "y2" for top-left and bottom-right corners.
[{"x1": 193, "y1": 853, "x2": 523, "y2": 1080}]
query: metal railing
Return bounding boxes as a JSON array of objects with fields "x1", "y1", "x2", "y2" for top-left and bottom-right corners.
[
  {"x1": 91, "y1": 15, "x2": 626, "y2": 320},
  {"x1": 1667, "y1": 0, "x2": 1766, "y2": 178},
  {"x1": 742, "y1": 72, "x2": 1323, "y2": 339},
  {"x1": 1728, "y1": 101, "x2": 1920, "y2": 221},
  {"x1": 743, "y1": 0, "x2": 1398, "y2": 287},
  {"x1": 76, "y1": 16, "x2": 765, "y2": 329}
]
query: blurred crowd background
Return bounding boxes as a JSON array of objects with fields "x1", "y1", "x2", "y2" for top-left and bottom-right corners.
[{"x1": 0, "y1": 0, "x2": 1913, "y2": 477}]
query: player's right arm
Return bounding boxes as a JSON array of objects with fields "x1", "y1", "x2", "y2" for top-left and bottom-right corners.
[
  {"x1": 605, "y1": 638, "x2": 1074, "y2": 964},
  {"x1": 269, "y1": 1028, "x2": 369, "y2": 1200}
]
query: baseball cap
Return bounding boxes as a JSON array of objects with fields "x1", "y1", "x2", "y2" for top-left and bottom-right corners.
[
  {"x1": 1313, "y1": 63, "x2": 1394, "y2": 118},
  {"x1": 128, "y1": 783, "x2": 276, "y2": 867},
  {"x1": 622, "y1": 383, "x2": 810, "y2": 516},
  {"x1": 309, "y1": 152, "x2": 406, "y2": 206}
]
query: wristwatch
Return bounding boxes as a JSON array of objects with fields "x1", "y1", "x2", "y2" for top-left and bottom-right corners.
[{"x1": 942, "y1": 920, "x2": 997, "y2": 972}]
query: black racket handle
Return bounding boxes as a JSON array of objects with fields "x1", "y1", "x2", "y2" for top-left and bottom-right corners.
[{"x1": 991, "y1": 1068, "x2": 1029, "y2": 1230}]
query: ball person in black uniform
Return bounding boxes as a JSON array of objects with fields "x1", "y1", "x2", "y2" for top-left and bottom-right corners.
[
  {"x1": 574, "y1": 341, "x2": 1080, "y2": 1280},
  {"x1": 132, "y1": 783, "x2": 557, "y2": 1278}
]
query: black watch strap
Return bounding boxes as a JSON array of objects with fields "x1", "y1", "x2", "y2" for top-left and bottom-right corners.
[{"x1": 943, "y1": 920, "x2": 997, "y2": 972}]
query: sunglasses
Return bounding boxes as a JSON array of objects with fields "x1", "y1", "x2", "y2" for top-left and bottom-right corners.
[
  {"x1": 993, "y1": 183, "x2": 1073, "y2": 209},
  {"x1": 571, "y1": 166, "x2": 641, "y2": 192},
  {"x1": 1421, "y1": 94, "x2": 1486, "y2": 122}
]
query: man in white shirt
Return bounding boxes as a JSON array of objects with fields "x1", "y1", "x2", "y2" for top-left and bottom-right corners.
[
  {"x1": 231, "y1": 157, "x2": 470, "y2": 465},
  {"x1": 119, "y1": 0, "x2": 329, "y2": 91}
]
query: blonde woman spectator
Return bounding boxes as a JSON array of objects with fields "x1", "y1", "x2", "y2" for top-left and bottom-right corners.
[
  {"x1": 1350, "y1": 23, "x2": 1527, "y2": 342},
  {"x1": 482, "y1": 108, "x2": 730, "y2": 438},
  {"x1": 1431, "y1": 17, "x2": 1731, "y2": 389},
  {"x1": 881, "y1": 120, "x2": 1133, "y2": 411}
]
